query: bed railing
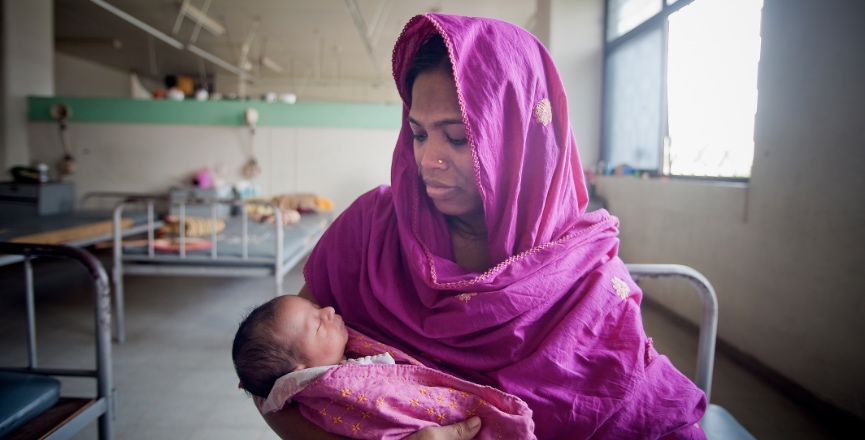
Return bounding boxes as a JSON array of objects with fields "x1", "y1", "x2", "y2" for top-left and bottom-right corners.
[
  {"x1": 111, "y1": 195, "x2": 285, "y2": 263},
  {"x1": 107, "y1": 193, "x2": 331, "y2": 344},
  {"x1": 0, "y1": 242, "x2": 114, "y2": 439},
  {"x1": 626, "y1": 263, "x2": 718, "y2": 402}
]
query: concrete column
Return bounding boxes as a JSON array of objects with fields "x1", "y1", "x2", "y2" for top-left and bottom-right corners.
[
  {"x1": 2, "y1": 0, "x2": 54, "y2": 173},
  {"x1": 533, "y1": 0, "x2": 604, "y2": 169}
]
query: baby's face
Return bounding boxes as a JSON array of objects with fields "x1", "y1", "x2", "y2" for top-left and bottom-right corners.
[{"x1": 275, "y1": 295, "x2": 348, "y2": 369}]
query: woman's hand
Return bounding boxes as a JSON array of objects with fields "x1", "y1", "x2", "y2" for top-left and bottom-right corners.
[{"x1": 405, "y1": 416, "x2": 481, "y2": 440}]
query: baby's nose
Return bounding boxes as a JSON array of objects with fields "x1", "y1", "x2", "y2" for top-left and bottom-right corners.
[{"x1": 323, "y1": 306, "x2": 335, "y2": 320}]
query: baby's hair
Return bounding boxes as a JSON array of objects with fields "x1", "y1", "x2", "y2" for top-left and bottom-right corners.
[{"x1": 232, "y1": 297, "x2": 306, "y2": 398}]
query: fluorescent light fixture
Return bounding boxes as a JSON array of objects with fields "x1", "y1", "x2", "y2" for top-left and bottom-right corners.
[
  {"x1": 90, "y1": 0, "x2": 183, "y2": 50},
  {"x1": 344, "y1": 0, "x2": 382, "y2": 77},
  {"x1": 180, "y1": 2, "x2": 226, "y2": 36},
  {"x1": 187, "y1": 44, "x2": 252, "y2": 81},
  {"x1": 261, "y1": 56, "x2": 285, "y2": 74}
]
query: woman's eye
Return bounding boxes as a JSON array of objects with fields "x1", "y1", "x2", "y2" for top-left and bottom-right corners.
[
  {"x1": 413, "y1": 133, "x2": 427, "y2": 142},
  {"x1": 448, "y1": 137, "x2": 468, "y2": 147}
]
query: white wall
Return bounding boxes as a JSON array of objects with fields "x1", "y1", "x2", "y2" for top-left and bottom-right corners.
[
  {"x1": 53, "y1": 52, "x2": 186, "y2": 99},
  {"x1": 217, "y1": 75, "x2": 402, "y2": 104},
  {"x1": 38, "y1": 52, "x2": 398, "y2": 214},
  {"x1": 1, "y1": 0, "x2": 53, "y2": 172},
  {"x1": 596, "y1": 0, "x2": 865, "y2": 417},
  {"x1": 534, "y1": 0, "x2": 604, "y2": 168},
  {"x1": 27, "y1": 122, "x2": 396, "y2": 216},
  {"x1": 54, "y1": 52, "x2": 130, "y2": 98}
]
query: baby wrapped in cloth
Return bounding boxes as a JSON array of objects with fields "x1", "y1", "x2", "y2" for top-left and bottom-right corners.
[{"x1": 258, "y1": 328, "x2": 535, "y2": 440}]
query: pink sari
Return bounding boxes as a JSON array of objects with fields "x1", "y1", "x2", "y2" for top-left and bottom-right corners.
[{"x1": 305, "y1": 13, "x2": 706, "y2": 439}]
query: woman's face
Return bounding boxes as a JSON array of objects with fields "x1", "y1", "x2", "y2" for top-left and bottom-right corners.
[{"x1": 409, "y1": 68, "x2": 483, "y2": 219}]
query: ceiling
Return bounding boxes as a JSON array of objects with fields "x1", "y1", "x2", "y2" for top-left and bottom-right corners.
[{"x1": 54, "y1": 0, "x2": 537, "y2": 92}]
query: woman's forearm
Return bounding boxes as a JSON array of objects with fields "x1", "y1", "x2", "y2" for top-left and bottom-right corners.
[{"x1": 260, "y1": 402, "x2": 345, "y2": 440}]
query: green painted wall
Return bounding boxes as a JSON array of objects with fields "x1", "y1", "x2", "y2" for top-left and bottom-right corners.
[{"x1": 28, "y1": 96, "x2": 403, "y2": 129}]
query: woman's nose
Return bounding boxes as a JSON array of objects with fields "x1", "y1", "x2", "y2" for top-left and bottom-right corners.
[{"x1": 419, "y1": 141, "x2": 447, "y2": 169}]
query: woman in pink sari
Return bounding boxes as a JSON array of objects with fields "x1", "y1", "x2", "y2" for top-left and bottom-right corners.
[{"x1": 262, "y1": 13, "x2": 706, "y2": 440}]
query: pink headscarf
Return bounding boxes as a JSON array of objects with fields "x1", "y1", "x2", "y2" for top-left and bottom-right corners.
[{"x1": 305, "y1": 13, "x2": 706, "y2": 439}]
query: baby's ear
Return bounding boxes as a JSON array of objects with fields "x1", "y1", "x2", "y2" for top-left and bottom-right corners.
[{"x1": 291, "y1": 363, "x2": 306, "y2": 372}]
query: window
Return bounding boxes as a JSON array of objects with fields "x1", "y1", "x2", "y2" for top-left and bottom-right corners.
[{"x1": 601, "y1": 0, "x2": 763, "y2": 179}]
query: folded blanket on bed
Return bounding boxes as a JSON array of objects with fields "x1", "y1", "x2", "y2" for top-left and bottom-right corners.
[
  {"x1": 259, "y1": 329, "x2": 535, "y2": 440},
  {"x1": 245, "y1": 193, "x2": 335, "y2": 225},
  {"x1": 158, "y1": 215, "x2": 225, "y2": 237}
]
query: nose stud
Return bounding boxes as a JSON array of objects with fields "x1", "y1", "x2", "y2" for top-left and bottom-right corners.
[{"x1": 438, "y1": 159, "x2": 443, "y2": 164}]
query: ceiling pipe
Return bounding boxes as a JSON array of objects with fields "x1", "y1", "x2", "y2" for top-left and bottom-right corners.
[
  {"x1": 178, "y1": 0, "x2": 225, "y2": 37},
  {"x1": 90, "y1": 0, "x2": 183, "y2": 50},
  {"x1": 172, "y1": 0, "x2": 192, "y2": 34},
  {"x1": 90, "y1": 0, "x2": 251, "y2": 82},
  {"x1": 262, "y1": 56, "x2": 285, "y2": 74},
  {"x1": 259, "y1": 37, "x2": 285, "y2": 74},
  {"x1": 238, "y1": 19, "x2": 261, "y2": 72},
  {"x1": 187, "y1": 44, "x2": 253, "y2": 82},
  {"x1": 367, "y1": 0, "x2": 389, "y2": 39},
  {"x1": 344, "y1": 0, "x2": 382, "y2": 78},
  {"x1": 369, "y1": 0, "x2": 392, "y2": 48}
]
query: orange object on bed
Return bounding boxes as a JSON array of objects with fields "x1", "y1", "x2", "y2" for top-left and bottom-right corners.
[{"x1": 152, "y1": 237, "x2": 212, "y2": 252}]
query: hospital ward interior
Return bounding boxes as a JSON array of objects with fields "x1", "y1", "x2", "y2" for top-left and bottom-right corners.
[{"x1": 1, "y1": 0, "x2": 864, "y2": 439}]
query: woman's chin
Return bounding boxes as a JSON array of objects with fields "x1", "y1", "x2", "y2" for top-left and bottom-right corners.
[{"x1": 431, "y1": 201, "x2": 463, "y2": 217}]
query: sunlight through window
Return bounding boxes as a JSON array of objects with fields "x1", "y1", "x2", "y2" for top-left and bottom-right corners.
[{"x1": 665, "y1": 0, "x2": 763, "y2": 177}]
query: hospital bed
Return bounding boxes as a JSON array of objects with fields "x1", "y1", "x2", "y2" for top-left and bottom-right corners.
[
  {"x1": 107, "y1": 194, "x2": 332, "y2": 343},
  {"x1": 0, "y1": 197, "x2": 163, "y2": 268},
  {"x1": 627, "y1": 264, "x2": 755, "y2": 439},
  {"x1": 0, "y1": 243, "x2": 113, "y2": 439}
]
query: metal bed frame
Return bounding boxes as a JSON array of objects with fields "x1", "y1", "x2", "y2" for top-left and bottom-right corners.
[
  {"x1": 109, "y1": 194, "x2": 331, "y2": 343},
  {"x1": 627, "y1": 264, "x2": 755, "y2": 440},
  {"x1": 0, "y1": 243, "x2": 114, "y2": 439},
  {"x1": 0, "y1": 193, "x2": 165, "y2": 268}
]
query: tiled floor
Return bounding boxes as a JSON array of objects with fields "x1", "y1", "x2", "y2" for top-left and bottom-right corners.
[{"x1": 0, "y1": 254, "x2": 858, "y2": 439}]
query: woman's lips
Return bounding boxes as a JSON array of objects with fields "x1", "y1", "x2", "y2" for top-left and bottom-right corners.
[{"x1": 424, "y1": 180, "x2": 456, "y2": 199}]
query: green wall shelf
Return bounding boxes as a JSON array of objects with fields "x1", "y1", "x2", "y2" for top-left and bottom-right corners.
[{"x1": 28, "y1": 97, "x2": 403, "y2": 130}]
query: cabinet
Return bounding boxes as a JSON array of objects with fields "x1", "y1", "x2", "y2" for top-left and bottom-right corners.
[{"x1": 0, "y1": 182, "x2": 75, "y2": 220}]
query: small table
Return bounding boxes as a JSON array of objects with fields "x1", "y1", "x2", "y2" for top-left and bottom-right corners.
[{"x1": 0, "y1": 211, "x2": 161, "y2": 267}]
